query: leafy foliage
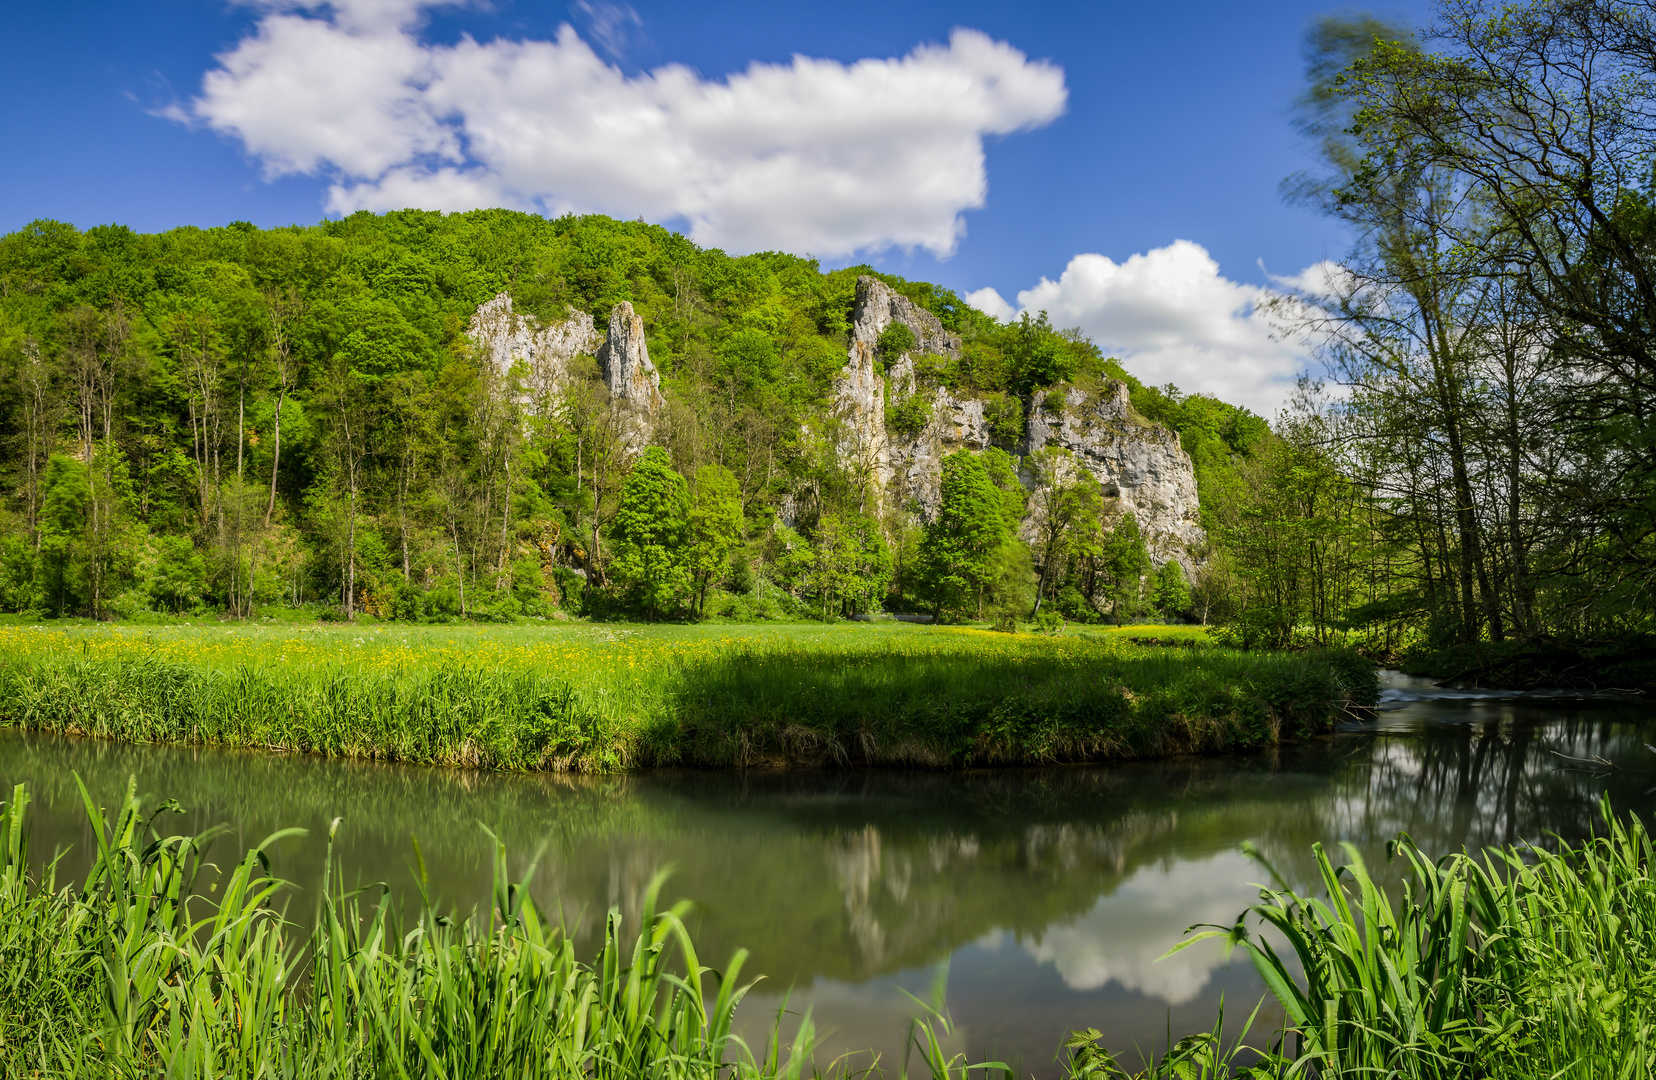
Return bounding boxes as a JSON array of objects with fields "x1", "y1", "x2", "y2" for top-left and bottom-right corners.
[{"x1": 611, "y1": 447, "x2": 690, "y2": 619}]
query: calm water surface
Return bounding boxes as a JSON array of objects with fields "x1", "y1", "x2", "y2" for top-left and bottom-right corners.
[{"x1": 2, "y1": 672, "x2": 1652, "y2": 1074}]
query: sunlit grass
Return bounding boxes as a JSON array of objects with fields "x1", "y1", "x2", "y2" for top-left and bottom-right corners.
[
  {"x1": 0, "y1": 622, "x2": 1373, "y2": 771},
  {"x1": 1076, "y1": 623, "x2": 1213, "y2": 641}
]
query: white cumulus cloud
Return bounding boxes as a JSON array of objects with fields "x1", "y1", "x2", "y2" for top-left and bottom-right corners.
[
  {"x1": 186, "y1": 2, "x2": 1067, "y2": 257},
  {"x1": 970, "y1": 241, "x2": 1317, "y2": 415},
  {"x1": 1023, "y1": 851, "x2": 1264, "y2": 1003}
]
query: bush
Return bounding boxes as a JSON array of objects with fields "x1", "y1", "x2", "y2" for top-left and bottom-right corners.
[
  {"x1": 1056, "y1": 584, "x2": 1096, "y2": 623},
  {"x1": 984, "y1": 393, "x2": 1025, "y2": 447},
  {"x1": 875, "y1": 321, "x2": 916, "y2": 372},
  {"x1": 0, "y1": 534, "x2": 38, "y2": 613},
  {"x1": 388, "y1": 577, "x2": 421, "y2": 621},
  {"x1": 423, "y1": 582, "x2": 462, "y2": 619},
  {"x1": 912, "y1": 351, "x2": 951, "y2": 385},
  {"x1": 1033, "y1": 609, "x2": 1066, "y2": 635},
  {"x1": 105, "y1": 590, "x2": 153, "y2": 621},
  {"x1": 1151, "y1": 560, "x2": 1191, "y2": 620},
  {"x1": 147, "y1": 535, "x2": 206, "y2": 614},
  {"x1": 511, "y1": 557, "x2": 552, "y2": 617},
  {"x1": 886, "y1": 391, "x2": 932, "y2": 437}
]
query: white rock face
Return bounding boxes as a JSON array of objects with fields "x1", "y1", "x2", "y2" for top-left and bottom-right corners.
[
  {"x1": 467, "y1": 292, "x2": 601, "y2": 410},
  {"x1": 833, "y1": 276, "x2": 991, "y2": 518},
  {"x1": 847, "y1": 274, "x2": 961, "y2": 360},
  {"x1": 832, "y1": 274, "x2": 1204, "y2": 567},
  {"x1": 1025, "y1": 382, "x2": 1205, "y2": 571},
  {"x1": 597, "y1": 301, "x2": 665, "y2": 412},
  {"x1": 597, "y1": 301, "x2": 666, "y2": 450},
  {"x1": 467, "y1": 293, "x2": 663, "y2": 450},
  {"x1": 473, "y1": 281, "x2": 1205, "y2": 568}
]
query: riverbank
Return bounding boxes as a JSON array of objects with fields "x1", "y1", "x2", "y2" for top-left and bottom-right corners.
[
  {"x1": 0, "y1": 623, "x2": 1378, "y2": 771},
  {"x1": 1401, "y1": 634, "x2": 1656, "y2": 694}
]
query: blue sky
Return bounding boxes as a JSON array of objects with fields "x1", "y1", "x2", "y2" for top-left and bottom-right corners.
[{"x1": 0, "y1": 0, "x2": 1426, "y2": 410}]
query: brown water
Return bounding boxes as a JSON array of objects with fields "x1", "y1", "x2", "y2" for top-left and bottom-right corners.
[{"x1": 1, "y1": 671, "x2": 1652, "y2": 1075}]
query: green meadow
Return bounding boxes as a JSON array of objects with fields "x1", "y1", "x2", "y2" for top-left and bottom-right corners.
[{"x1": 0, "y1": 621, "x2": 1375, "y2": 771}]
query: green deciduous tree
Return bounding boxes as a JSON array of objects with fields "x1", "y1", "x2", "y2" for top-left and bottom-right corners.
[
  {"x1": 1098, "y1": 513, "x2": 1152, "y2": 624},
  {"x1": 984, "y1": 539, "x2": 1037, "y2": 629},
  {"x1": 688, "y1": 463, "x2": 743, "y2": 616},
  {"x1": 804, "y1": 512, "x2": 892, "y2": 620},
  {"x1": 1027, "y1": 446, "x2": 1103, "y2": 615},
  {"x1": 149, "y1": 533, "x2": 206, "y2": 614},
  {"x1": 1152, "y1": 559, "x2": 1191, "y2": 620},
  {"x1": 875, "y1": 322, "x2": 916, "y2": 373},
  {"x1": 918, "y1": 451, "x2": 1008, "y2": 620},
  {"x1": 1006, "y1": 311, "x2": 1075, "y2": 393},
  {"x1": 37, "y1": 455, "x2": 90, "y2": 617},
  {"x1": 611, "y1": 447, "x2": 690, "y2": 619}
]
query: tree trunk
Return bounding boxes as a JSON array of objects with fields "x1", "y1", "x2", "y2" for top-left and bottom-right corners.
[
  {"x1": 265, "y1": 388, "x2": 284, "y2": 526},
  {"x1": 345, "y1": 482, "x2": 357, "y2": 620}
]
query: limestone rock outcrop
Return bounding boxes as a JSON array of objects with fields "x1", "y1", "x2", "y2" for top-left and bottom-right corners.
[
  {"x1": 468, "y1": 292, "x2": 601, "y2": 405},
  {"x1": 1025, "y1": 382, "x2": 1205, "y2": 570},
  {"x1": 597, "y1": 301, "x2": 665, "y2": 415},
  {"x1": 832, "y1": 274, "x2": 1204, "y2": 567},
  {"x1": 473, "y1": 279, "x2": 1205, "y2": 569},
  {"x1": 467, "y1": 293, "x2": 663, "y2": 451},
  {"x1": 832, "y1": 276, "x2": 992, "y2": 518},
  {"x1": 596, "y1": 301, "x2": 665, "y2": 451}
]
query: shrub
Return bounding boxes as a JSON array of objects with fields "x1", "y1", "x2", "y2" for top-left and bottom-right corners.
[
  {"x1": 886, "y1": 391, "x2": 932, "y2": 438},
  {"x1": 984, "y1": 393, "x2": 1025, "y2": 447},
  {"x1": 875, "y1": 321, "x2": 917, "y2": 371}
]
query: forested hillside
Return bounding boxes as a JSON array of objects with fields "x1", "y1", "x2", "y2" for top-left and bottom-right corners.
[
  {"x1": 3, "y1": 189, "x2": 1645, "y2": 658},
  {"x1": 0, "y1": 211, "x2": 1273, "y2": 626}
]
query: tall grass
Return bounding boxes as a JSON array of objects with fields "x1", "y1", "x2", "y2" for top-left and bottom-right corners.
[
  {"x1": 0, "y1": 777, "x2": 1003, "y2": 1079},
  {"x1": 1143, "y1": 796, "x2": 1656, "y2": 1079},
  {"x1": 5, "y1": 780, "x2": 1651, "y2": 1078},
  {"x1": 0, "y1": 625, "x2": 1378, "y2": 771}
]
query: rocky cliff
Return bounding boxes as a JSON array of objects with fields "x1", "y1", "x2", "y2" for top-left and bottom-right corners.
[
  {"x1": 832, "y1": 276, "x2": 1204, "y2": 568},
  {"x1": 469, "y1": 292, "x2": 601, "y2": 405},
  {"x1": 595, "y1": 301, "x2": 665, "y2": 447},
  {"x1": 1025, "y1": 382, "x2": 1204, "y2": 569},
  {"x1": 596, "y1": 301, "x2": 665, "y2": 416},
  {"x1": 833, "y1": 277, "x2": 993, "y2": 519},
  {"x1": 472, "y1": 281, "x2": 1204, "y2": 568},
  {"x1": 468, "y1": 293, "x2": 663, "y2": 450}
]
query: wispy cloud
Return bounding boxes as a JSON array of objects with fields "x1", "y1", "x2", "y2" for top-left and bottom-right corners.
[{"x1": 569, "y1": 0, "x2": 642, "y2": 60}]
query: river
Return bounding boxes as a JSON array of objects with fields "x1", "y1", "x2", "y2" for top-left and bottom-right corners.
[{"x1": 1, "y1": 671, "x2": 1651, "y2": 1074}]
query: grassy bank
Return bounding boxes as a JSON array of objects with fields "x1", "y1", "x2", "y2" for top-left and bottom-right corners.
[
  {"x1": 1402, "y1": 634, "x2": 1656, "y2": 694},
  {"x1": 4, "y1": 781, "x2": 1652, "y2": 1078},
  {"x1": 0, "y1": 623, "x2": 1377, "y2": 771}
]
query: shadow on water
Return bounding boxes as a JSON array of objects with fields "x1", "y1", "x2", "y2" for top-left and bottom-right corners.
[{"x1": 1, "y1": 679, "x2": 1652, "y2": 1076}]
